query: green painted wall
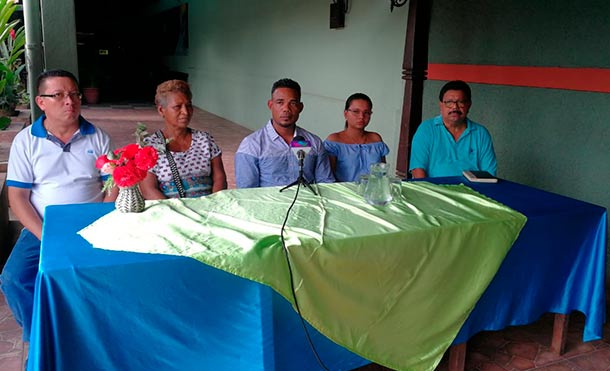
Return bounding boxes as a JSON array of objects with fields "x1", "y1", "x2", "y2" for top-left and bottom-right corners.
[
  {"x1": 40, "y1": 0, "x2": 78, "y2": 75},
  {"x1": 428, "y1": 0, "x2": 610, "y2": 67},
  {"x1": 155, "y1": 0, "x2": 608, "y2": 269},
  {"x1": 426, "y1": 0, "x2": 609, "y2": 272},
  {"x1": 159, "y1": 0, "x2": 409, "y2": 172},
  {"x1": 426, "y1": 0, "x2": 610, "y2": 206}
]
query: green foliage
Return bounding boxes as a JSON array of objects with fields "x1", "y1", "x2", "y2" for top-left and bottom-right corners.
[
  {"x1": 101, "y1": 176, "x2": 115, "y2": 193},
  {"x1": 0, "y1": 0, "x2": 26, "y2": 113},
  {"x1": 134, "y1": 122, "x2": 150, "y2": 147},
  {"x1": 0, "y1": 115, "x2": 10, "y2": 130},
  {"x1": 134, "y1": 121, "x2": 169, "y2": 153}
]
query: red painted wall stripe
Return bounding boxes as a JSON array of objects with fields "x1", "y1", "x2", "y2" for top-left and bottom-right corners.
[{"x1": 427, "y1": 63, "x2": 610, "y2": 94}]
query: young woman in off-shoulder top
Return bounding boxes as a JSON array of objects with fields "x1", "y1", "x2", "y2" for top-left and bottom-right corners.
[{"x1": 323, "y1": 93, "x2": 389, "y2": 182}]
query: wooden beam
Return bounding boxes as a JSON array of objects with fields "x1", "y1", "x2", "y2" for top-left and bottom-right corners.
[
  {"x1": 448, "y1": 343, "x2": 467, "y2": 371},
  {"x1": 550, "y1": 313, "x2": 570, "y2": 354},
  {"x1": 395, "y1": 0, "x2": 432, "y2": 178}
]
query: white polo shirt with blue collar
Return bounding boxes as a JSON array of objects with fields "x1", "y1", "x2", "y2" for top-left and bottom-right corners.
[{"x1": 6, "y1": 114, "x2": 112, "y2": 218}]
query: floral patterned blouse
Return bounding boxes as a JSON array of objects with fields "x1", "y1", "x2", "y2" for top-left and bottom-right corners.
[{"x1": 145, "y1": 129, "x2": 222, "y2": 198}]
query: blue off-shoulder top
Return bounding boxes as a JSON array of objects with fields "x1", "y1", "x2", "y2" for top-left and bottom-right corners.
[{"x1": 323, "y1": 140, "x2": 390, "y2": 182}]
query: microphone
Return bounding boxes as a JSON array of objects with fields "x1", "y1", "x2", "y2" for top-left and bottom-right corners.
[
  {"x1": 280, "y1": 135, "x2": 317, "y2": 195},
  {"x1": 290, "y1": 135, "x2": 311, "y2": 164}
]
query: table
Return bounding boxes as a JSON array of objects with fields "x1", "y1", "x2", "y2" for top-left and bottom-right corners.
[
  {"x1": 29, "y1": 201, "x2": 370, "y2": 371},
  {"x1": 431, "y1": 177, "x2": 607, "y2": 344},
  {"x1": 429, "y1": 177, "x2": 607, "y2": 370},
  {"x1": 28, "y1": 179, "x2": 606, "y2": 370}
]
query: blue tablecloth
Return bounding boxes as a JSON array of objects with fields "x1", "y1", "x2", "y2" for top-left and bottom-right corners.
[
  {"x1": 28, "y1": 177, "x2": 607, "y2": 370},
  {"x1": 29, "y1": 201, "x2": 369, "y2": 371},
  {"x1": 424, "y1": 178, "x2": 607, "y2": 344}
]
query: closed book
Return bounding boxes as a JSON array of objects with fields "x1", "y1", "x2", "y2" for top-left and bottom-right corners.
[{"x1": 463, "y1": 170, "x2": 498, "y2": 183}]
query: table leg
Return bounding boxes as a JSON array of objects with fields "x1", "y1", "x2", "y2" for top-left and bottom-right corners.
[
  {"x1": 550, "y1": 313, "x2": 569, "y2": 354},
  {"x1": 448, "y1": 343, "x2": 466, "y2": 371}
]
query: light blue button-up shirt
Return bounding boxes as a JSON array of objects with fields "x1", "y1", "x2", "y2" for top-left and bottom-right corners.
[{"x1": 235, "y1": 120, "x2": 335, "y2": 188}]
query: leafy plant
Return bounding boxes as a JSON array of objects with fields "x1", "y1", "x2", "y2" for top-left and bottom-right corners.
[
  {"x1": 0, "y1": 61, "x2": 25, "y2": 112},
  {"x1": 0, "y1": 115, "x2": 9, "y2": 130},
  {"x1": 0, "y1": 0, "x2": 26, "y2": 114}
]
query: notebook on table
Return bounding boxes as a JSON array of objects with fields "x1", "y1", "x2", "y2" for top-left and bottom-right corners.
[{"x1": 462, "y1": 170, "x2": 498, "y2": 183}]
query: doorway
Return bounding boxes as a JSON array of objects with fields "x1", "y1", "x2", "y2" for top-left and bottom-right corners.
[{"x1": 74, "y1": 0, "x2": 185, "y2": 104}]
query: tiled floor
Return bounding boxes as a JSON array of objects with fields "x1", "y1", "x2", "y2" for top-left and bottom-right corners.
[
  {"x1": 0, "y1": 104, "x2": 608, "y2": 371},
  {"x1": 435, "y1": 311, "x2": 610, "y2": 371}
]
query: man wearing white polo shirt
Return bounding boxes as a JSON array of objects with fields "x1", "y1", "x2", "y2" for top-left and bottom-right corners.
[{"x1": 0, "y1": 69, "x2": 115, "y2": 344}]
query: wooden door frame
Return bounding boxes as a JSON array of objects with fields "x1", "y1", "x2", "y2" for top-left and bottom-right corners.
[{"x1": 395, "y1": 0, "x2": 432, "y2": 178}]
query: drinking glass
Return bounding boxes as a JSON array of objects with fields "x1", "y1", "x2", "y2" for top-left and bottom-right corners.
[
  {"x1": 357, "y1": 174, "x2": 369, "y2": 195},
  {"x1": 389, "y1": 177, "x2": 403, "y2": 202}
]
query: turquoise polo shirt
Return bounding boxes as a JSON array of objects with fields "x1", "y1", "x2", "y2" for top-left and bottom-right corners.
[{"x1": 409, "y1": 115, "x2": 496, "y2": 178}]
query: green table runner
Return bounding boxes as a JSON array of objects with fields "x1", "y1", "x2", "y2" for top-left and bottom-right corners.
[{"x1": 79, "y1": 181, "x2": 526, "y2": 371}]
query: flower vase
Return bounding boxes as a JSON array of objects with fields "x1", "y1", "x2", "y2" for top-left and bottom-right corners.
[{"x1": 115, "y1": 185, "x2": 145, "y2": 213}]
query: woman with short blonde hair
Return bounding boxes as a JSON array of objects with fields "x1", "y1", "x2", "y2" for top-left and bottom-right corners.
[{"x1": 141, "y1": 80, "x2": 227, "y2": 199}]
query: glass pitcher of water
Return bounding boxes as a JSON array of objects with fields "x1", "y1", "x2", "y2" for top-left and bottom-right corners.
[{"x1": 364, "y1": 162, "x2": 393, "y2": 206}]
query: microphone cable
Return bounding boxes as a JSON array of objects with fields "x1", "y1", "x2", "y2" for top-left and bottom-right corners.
[{"x1": 279, "y1": 181, "x2": 331, "y2": 371}]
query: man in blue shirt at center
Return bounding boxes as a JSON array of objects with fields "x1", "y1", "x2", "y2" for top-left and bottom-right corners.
[{"x1": 235, "y1": 78, "x2": 335, "y2": 188}]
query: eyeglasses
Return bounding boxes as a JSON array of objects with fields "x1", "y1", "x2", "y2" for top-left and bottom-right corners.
[
  {"x1": 39, "y1": 92, "x2": 83, "y2": 101},
  {"x1": 347, "y1": 109, "x2": 372, "y2": 117},
  {"x1": 442, "y1": 100, "x2": 469, "y2": 108}
]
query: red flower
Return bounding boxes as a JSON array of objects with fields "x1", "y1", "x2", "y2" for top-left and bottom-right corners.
[
  {"x1": 9, "y1": 29, "x2": 15, "y2": 40},
  {"x1": 95, "y1": 154, "x2": 110, "y2": 169},
  {"x1": 117, "y1": 143, "x2": 140, "y2": 161},
  {"x1": 97, "y1": 142, "x2": 158, "y2": 189},
  {"x1": 112, "y1": 161, "x2": 148, "y2": 187},
  {"x1": 134, "y1": 146, "x2": 158, "y2": 171}
]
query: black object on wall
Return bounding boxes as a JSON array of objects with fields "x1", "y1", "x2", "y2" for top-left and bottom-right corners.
[{"x1": 330, "y1": 0, "x2": 346, "y2": 29}]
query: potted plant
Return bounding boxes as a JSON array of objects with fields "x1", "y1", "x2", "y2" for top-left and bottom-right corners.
[
  {"x1": 82, "y1": 78, "x2": 100, "y2": 104},
  {"x1": 81, "y1": 67, "x2": 101, "y2": 104},
  {"x1": 0, "y1": 0, "x2": 26, "y2": 117}
]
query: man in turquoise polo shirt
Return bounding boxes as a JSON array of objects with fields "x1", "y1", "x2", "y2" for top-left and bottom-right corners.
[{"x1": 409, "y1": 80, "x2": 496, "y2": 178}]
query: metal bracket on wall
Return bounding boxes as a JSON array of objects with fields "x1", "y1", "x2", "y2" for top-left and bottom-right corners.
[{"x1": 390, "y1": 0, "x2": 408, "y2": 12}]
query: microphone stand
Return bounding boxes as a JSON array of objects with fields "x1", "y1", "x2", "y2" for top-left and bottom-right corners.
[{"x1": 280, "y1": 153, "x2": 317, "y2": 195}]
